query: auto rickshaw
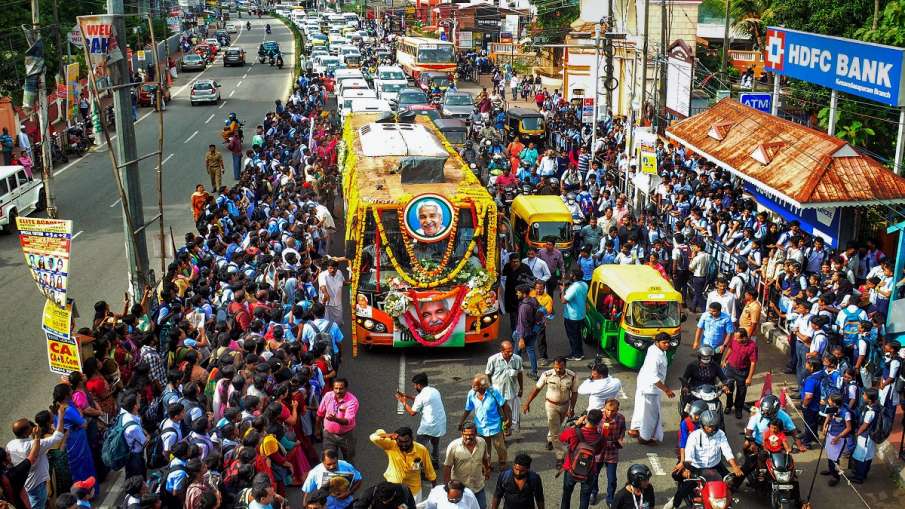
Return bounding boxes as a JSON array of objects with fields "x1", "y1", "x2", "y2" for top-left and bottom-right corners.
[
  {"x1": 432, "y1": 118, "x2": 468, "y2": 147},
  {"x1": 509, "y1": 195, "x2": 573, "y2": 265},
  {"x1": 505, "y1": 107, "x2": 545, "y2": 145},
  {"x1": 584, "y1": 265, "x2": 685, "y2": 370},
  {"x1": 258, "y1": 41, "x2": 280, "y2": 63}
]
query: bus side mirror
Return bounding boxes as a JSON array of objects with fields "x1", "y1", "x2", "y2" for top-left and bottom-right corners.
[{"x1": 680, "y1": 313, "x2": 687, "y2": 323}]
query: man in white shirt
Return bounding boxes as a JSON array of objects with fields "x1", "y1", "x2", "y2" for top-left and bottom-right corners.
[
  {"x1": 424, "y1": 480, "x2": 480, "y2": 509},
  {"x1": 118, "y1": 392, "x2": 149, "y2": 478},
  {"x1": 7, "y1": 403, "x2": 67, "y2": 509},
  {"x1": 522, "y1": 248, "x2": 551, "y2": 283},
  {"x1": 318, "y1": 258, "x2": 347, "y2": 326},
  {"x1": 397, "y1": 373, "x2": 447, "y2": 468},
  {"x1": 629, "y1": 334, "x2": 675, "y2": 444},
  {"x1": 577, "y1": 362, "x2": 622, "y2": 411},
  {"x1": 485, "y1": 341, "x2": 524, "y2": 432},
  {"x1": 706, "y1": 277, "x2": 737, "y2": 323}
]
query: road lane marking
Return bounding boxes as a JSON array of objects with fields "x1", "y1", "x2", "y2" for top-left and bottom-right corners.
[
  {"x1": 236, "y1": 80, "x2": 243, "y2": 88},
  {"x1": 184, "y1": 130, "x2": 199, "y2": 143},
  {"x1": 109, "y1": 198, "x2": 121, "y2": 208},
  {"x1": 219, "y1": 100, "x2": 227, "y2": 109},
  {"x1": 243, "y1": 72, "x2": 248, "y2": 78},
  {"x1": 422, "y1": 358, "x2": 470, "y2": 364},
  {"x1": 162, "y1": 153, "x2": 174, "y2": 165},
  {"x1": 52, "y1": 109, "x2": 150, "y2": 177},
  {"x1": 396, "y1": 352, "x2": 406, "y2": 415},
  {"x1": 229, "y1": 90, "x2": 235, "y2": 97},
  {"x1": 646, "y1": 453, "x2": 667, "y2": 475},
  {"x1": 204, "y1": 113, "x2": 215, "y2": 124},
  {"x1": 72, "y1": 230, "x2": 83, "y2": 239}
]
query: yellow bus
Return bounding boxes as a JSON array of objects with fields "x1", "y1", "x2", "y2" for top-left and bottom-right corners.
[
  {"x1": 395, "y1": 36, "x2": 456, "y2": 79},
  {"x1": 340, "y1": 113, "x2": 500, "y2": 353}
]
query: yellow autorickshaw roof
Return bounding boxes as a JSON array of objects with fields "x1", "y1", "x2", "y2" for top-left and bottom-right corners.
[
  {"x1": 510, "y1": 195, "x2": 572, "y2": 223},
  {"x1": 591, "y1": 265, "x2": 683, "y2": 302}
]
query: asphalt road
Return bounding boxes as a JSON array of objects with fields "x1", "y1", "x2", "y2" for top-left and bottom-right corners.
[
  {"x1": 0, "y1": 15, "x2": 294, "y2": 440},
  {"x1": 1, "y1": 17, "x2": 902, "y2": 508}
]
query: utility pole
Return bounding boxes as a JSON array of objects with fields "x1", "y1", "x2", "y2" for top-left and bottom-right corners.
[
  {"x1": 108, "y1": 0, "x2": 150, "y2": 295},
  {"x1": 591, "y1": 23, "x2": 601, "y2": 153},
  {"x1": 657, "y1": 0, "x2": 667, "y2": 131},
  {"x1": 30, "y1": 0, "x2": 57, "y2": 218},
  {"x1": 52, "y1": 0, "x2": 67, "y2": 128},
  {"x1": 720, "y1": 0, "x2": 731, "y2": 84},
  {"x1": 604, "y1": 0, "x2": 615, "y2": 114},
  {"x1": 640, "y1": 0, "x2": 650, "y2": 126}
]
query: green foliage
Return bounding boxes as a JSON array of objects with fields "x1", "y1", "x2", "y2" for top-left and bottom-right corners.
[
  {"x1": 764, "y1": 0, "x2": 874, "y2": 39},
  {"x1": 699, "y1": 0, "x2": 728, "y2": 21},
  {"x1": 855, "y1": 0, "x2": 905, "y2": 46},
  {"x1": 729, "y1": 0, "x2": 774, "y2": 49},
  {"x1": 837, "y1": 120, "x2": 876, "y2": 147},
  {"x1": 534, "y1": 4, "x2": 579, "y2": 43}
]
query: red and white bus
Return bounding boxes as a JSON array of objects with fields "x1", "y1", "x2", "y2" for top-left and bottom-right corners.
[{"x1": 395, "y1": 36, "x2": 456, "y2": 79}]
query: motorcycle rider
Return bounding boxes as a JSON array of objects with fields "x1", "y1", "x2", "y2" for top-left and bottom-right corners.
[
  {"x1": 222, "y1": 112, "x2": 241, "y2": 142},
  {"x1": 520, "y1": 142, "x2": 539, "y2": 167},
  {"x1": 275, "y1": 52, "x2": 284, "y2": 68},
  {"x1": 460, "y1": 141, "x2": 478, "y2": 166},
  {"x1": 680, "y1": 346, "x2": 729, "y2": 399},
  {"x1": 664, "y1": 410, "x2": 743, "y2": 509},
  {"x1": 674, "y1": 400, "x2": 709, "y2": 476},
  {"x1": 479, "y1": 123, "x2": 501, "y2": 144},
  {"x1": 733, "y1": 394, "x2": 806, "y2": 489},
  {"x1": 265, "y1": 23, "x2": 271, "y2": 34},
  {"x1": 246, "y1": 21, "x2": 251, "y2": 30}
]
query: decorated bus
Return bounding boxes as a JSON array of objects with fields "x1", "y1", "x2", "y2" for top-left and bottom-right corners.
[
  {"x1": 395, "y1": 36, "x2": 456, "y2": 79},
  {"x1": 340, "y1": 113, "x2": 500, "y2": 353}
]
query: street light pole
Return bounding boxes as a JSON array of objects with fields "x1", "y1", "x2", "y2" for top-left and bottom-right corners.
[
  {"x1": 720, "y1": 0, "x2": 731, "y2": 84},
  {"x1": 30, "y1": 0, "x2": 57, "y2": 218},
  {"x1": 591, "y1": 23, "x2": 601, "y2": 154}
]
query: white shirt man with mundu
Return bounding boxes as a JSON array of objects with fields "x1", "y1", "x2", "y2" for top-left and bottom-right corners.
[{"x1": 629, "y1": 334, "x2": 675, "y2": 444}]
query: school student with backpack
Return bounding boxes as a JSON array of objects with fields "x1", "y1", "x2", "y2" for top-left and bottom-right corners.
[
  {"x1": 558, "y1": 409, "x2": 606, "y2": 509},
  {"x1": 851, "y1": 388, "x2": 883, "y2": 484}
]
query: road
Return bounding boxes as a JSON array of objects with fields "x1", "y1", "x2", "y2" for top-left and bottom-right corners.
[
  {"x1": 0, "y1": 16, "x2": 295, "y2": 439},
  {"x1": 1, "y1": 17, "x2": 902, "y2": 508}
]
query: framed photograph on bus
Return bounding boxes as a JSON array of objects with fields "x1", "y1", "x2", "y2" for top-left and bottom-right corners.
[{"x1": 403, "y1": 194, "x2": 454, "y2": 243}]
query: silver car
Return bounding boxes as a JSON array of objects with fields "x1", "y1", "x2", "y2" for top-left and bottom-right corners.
[
  {"x1": 190, "y1": 80, "x2": 221, "y2": 105},
  {"x1": 180, "y1": 54, "x2": 206, "y2": 72},
  {"x1": 441, "y1": 91, "x2": 475, "y2": 119}
]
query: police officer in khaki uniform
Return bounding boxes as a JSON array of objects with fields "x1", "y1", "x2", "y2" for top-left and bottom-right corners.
[{"x1": 521, "y1": 356, "x2": 578, "y2": 464}]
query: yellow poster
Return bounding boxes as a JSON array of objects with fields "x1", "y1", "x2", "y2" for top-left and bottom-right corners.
[
  {"x1": 640, "y1": 145, "x2": 658, "y2": 175},
  {"x1": 42, "y1": 300, "x2": 79, "y2": 374},
  {"x1": 17, "y1": 217, "x2": 73, "y2": 307},
  {"x1": 42, "y1": 299, "x2": 72, "y2": 338},
  {"x1": 66, "y1": 63, "x2": 80, "y2": 121}
]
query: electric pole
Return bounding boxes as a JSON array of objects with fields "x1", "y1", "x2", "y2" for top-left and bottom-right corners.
[
  {"x1": 108, "y1": 0, "x2": 150, "y2": 295},
  {"x1": 604, "y1": 0, "x2": 614, "y2": 114},
  {"x1": 640, "y1": 0, "x2": 650, "y2": 126},
  {"x1": 657, "y1": 0, "x2": 667, "y2": 130},
  {"x1": 720, "y1": 0, "x2": 731, "y2": 85},
  {"x1": 30, "y1": 0, "x2": 57, "y2": 218},
  {"x1": 591, "y1": 23, "x2": 601, "y2": 154}
]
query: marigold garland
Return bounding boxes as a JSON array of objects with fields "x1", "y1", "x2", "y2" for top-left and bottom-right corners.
[{"x1": 399, "y1": 203, "x2": 461, "y2": 278}]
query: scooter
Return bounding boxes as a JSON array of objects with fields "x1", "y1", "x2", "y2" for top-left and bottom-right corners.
[
  {"x1": 679, "y1": 381, "x2": 726, "y2": 430},
  {"x1": 276, "y1": 56, "x2": 284, "y2": 69},
  {"x1": 681, "y1": 473, "x2": 735, "y2": 509}
]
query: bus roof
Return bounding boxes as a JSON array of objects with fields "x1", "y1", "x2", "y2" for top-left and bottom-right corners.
[
  {"x1": 510, "y1": 195, "x2": 571, "y2": 223},
  {"x1": 591, "y1": 265, "x2": 682, "y2": 302},
  {"x1": 399, "y1": 36, "x2": 454, "y2": 46},
  {"x1": 343, "y1": 113, "x2": 487, "y2": 204}
]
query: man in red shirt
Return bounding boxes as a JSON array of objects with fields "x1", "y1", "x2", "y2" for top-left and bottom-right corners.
[
  {"x1": 720, "y1": 329, "x2": 758, "y2": 419},
  {"x1": 559, "y1": 409, "x2": 606, "y2": 509}
]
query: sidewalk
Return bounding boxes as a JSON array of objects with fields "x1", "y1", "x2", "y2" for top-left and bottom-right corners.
[{"x1": 760, "y1": 320, "x2": 905, "y2": 485}]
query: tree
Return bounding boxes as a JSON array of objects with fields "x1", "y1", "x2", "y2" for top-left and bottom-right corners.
[
  {"x1": 730, "y1": 0, "x2": 775, "y2": 50},
  {"x1": 855, "y1": 0, "x2": 905, "y2": 45},
  {"x1": 837, "y1": 120, "x2": 876, "y2": 147},
  {"x1": 532, "y1": 2, "x2": 579, "y2": 43},
  {"x1": 764, "y1": 0, "x2": 874, "y2": 39}
]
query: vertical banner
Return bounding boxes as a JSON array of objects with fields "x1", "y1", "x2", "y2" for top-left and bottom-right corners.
[
  {"x1": 636, "y1": 129, "x2": 659, "y2": 175},
  {"x1": 66, "y1": 63, "x2": 80, "y2": 121},
  {"x1": 42, "y1": 300, "x2": 80, "y2": 375},
  {"x1": 77, "y1": 15, "x2": 124, "y2": 87},
  {"x1": 16, "y1": 217, "x2": 73, "y2": 307}
]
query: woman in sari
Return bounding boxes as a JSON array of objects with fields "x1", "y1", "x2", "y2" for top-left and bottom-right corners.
[{"x1": 51, "y1": 384, "x2": 95, "y2": 485}]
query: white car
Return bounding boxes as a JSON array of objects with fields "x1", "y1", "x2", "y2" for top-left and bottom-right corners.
[
  {"x1": 228, "y1": 24, "x2": 239, "y2": 34},
  {"x1": 376, "y1": 80, "x2": 406, "y2": 103},
  {"x1": 0, "y1": 165, "x2": 44, "y2": 234}
]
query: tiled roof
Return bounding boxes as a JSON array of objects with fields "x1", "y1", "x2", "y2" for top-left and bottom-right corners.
[{"x1": 665, "y1": 98, "x2": 905, "y2": 208}]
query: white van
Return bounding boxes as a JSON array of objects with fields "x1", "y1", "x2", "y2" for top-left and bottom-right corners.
[
  {"x1": 340, "y1": 89, "x2": 378, "y2": 115},
  {"x1": 0, "y1": 165, "x2": 44, "y2": 233},
  {"x1": 337, "y1": 78, "x2": 370, "y2": 96}
]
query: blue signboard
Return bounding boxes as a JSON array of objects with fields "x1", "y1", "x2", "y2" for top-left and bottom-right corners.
[
  {"x1": 764, "y1": 27, "x2": 905, "y2": 107},
  {"x1": 744, "y1": 183, "x2": 842, "y2": 248},
  {"x1": 739, "y1": 92, "x2": 773, "y2": 113}
]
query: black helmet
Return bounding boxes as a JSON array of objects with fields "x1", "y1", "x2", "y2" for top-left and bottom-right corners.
[
  {"x1": 700, "y1": 410, "x2": 719, "y2": 434},
  {"x1": 697, "y1": 346, "x2": 715, "y2": 362},
  {"x1": 627, "y1": 464, "x2": 651, "y2": 489},
  {"x1": 688, "y1": 399, "x2": 708, "y2": 419},
  {"x1": 760, "y1": 394, "x2": 780, "y2": 418}
]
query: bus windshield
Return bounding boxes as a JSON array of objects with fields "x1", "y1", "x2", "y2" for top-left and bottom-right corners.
[
  {"x1": 418, "y1": 45, "x2": 454, "y2": 63},
  {"x1": 529, "y1": 221, "x2": 571, "y2": 243},
  {"x1": 624, "y1": 301, "x2": 681, "y2": 328},
  {"x1": 358, "y1": 207, "x2": 486, "y2": 292}
]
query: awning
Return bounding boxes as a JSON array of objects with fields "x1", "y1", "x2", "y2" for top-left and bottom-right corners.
[{"x1": 665, "y1": 98, "x2": 905, "y2": 209}]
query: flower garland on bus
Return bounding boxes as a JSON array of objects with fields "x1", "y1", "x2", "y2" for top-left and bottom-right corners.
[{"x1": 399, "y1": 209, "x2": 461, "y2": 279}]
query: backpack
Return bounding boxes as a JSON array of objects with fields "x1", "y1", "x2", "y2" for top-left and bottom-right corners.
[
  {"x1": 862, "y1": 334, "x2": 883, "y2": 376},
  {"x1": 530, "y1": 301, "x2": 547, "y2": 335},
  {"x1": 566, "y1": 426, "x2": 602, "y2": 481},
  {"x1": 840, "y1": 307, "x2": 863, "y2": 346},
  {"x1": 312, "y1": 320, "x2": 334, "y2": 354},
  {"x1": 141, "y1": 395, "x2": 165, "y2": 433},
  {"x1": 146, "y1": 424, "x2": 180, "y2": 470},
  {"x1": 102, "y1": 413, "x2": 140, "y2": 471},
  {"x1": 156, "y1": 464, "x2": 189, "y2": 508},
  {"x1": 868, "y1": 404, "x2": 893, "y2": 444}
]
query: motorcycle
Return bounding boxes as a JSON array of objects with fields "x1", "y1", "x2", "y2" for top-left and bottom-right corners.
[
  {"x1": 265, "y1": 24, "x2": 271, "y2": 34},
  {"x1": 65, "y1": 124, "x2": 91, "y2": 157},
  {"x1": 246, "y1": 21, "x2": 251, "y2": 30},
  {"x1": 679, "y1": 381, "x2": 726, "y2": 430},
  {"x1": 738, "y1": 448, "x2": 801, "y2": 509},
  {"x1": 276, "y1": 56, "x2": 284, "y2": 69},
  {"x1": 681, "y1": 473, "x2": 735, "y2": 509}
]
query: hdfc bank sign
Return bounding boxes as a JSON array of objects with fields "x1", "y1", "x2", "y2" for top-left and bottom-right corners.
[{"x1": 764, "y1": 27, "x2": 905, "y2": 107}]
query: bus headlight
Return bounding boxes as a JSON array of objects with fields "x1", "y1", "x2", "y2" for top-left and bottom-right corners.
[
  {"x1": 363, "y1": 319, "x2": 375, "y2": 330},
  {"x1": 481, "y1": 312, "x2": 499, "y2": 324}
]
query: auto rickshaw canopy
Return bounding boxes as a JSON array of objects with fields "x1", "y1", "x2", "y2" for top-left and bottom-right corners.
[
  {"x1": 591, "y1": 265, "x2": 682, "y2": 304},
  {"x1": 510, "y1": 195, "x2": 572, "y2": 224}
]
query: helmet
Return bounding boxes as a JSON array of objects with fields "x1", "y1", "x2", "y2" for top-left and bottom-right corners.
[
  {"x1": 760, "y1": 394, "x2": 780, "y2": 418},
  {"x1": 550, "y1": 177, "x2": 560, "y2": 186},
  {"x1": 700, "y1": 410, "x2": 719, "y2": 434},
  {"x1": 229, "y1": 112, "x2": 237, "y2": 120},
  {"x1": 627, "y1": 464, "x2": 652, "y2": 489},
  {"x1": 697, "y1": 346, "x2": 715, "y2": 363},
  {"x1": 687, "y1": 399, "x2": 708, "y2": 420}
]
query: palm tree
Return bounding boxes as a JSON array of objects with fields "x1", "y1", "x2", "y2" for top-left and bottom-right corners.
[{"x1": 729, "y1": 0, "x2": 775, "y2": 50}]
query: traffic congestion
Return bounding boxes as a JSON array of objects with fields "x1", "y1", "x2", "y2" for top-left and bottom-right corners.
[{"x1": 0, "y1": 1, "x2": 904, "y2": 509}]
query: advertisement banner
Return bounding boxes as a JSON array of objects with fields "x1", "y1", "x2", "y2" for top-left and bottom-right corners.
[
  {"x1": 43, "y1": 300, "x2": 80, "y2": 375},
  {"x1": 77, "y1": 15, "x2": 125, "y2": 85},
  {"x1": 636, "y1": 129, "x2": 658, "y2": 175},
  {"x1": 16, "y1": 217, "x2": 73, "y2": 307},
  {"x1": 581, "y1": 98, "x2": 594, "y2": 124},
  {"x1": 65, "y1": 63, "x2": 80, "y2": 121},
  {"x1": 764, "y1": 27, "x2": 905, "y2": 107},
  {"x1": 68, "y1": 25, "x2": 84, "y2": 48}
]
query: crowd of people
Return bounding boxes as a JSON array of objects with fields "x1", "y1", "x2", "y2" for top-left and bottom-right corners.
[{"x1": 4, "y1": 9, "x2": 905, "y2": 509}]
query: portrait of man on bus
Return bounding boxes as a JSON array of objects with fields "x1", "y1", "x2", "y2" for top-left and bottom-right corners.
[
  {"x1": 420, "y1": 299, "x2": 451, "y2": 329},
  {"x1": 405, "y1": 195, "x2": 453, "y2": 241}
]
